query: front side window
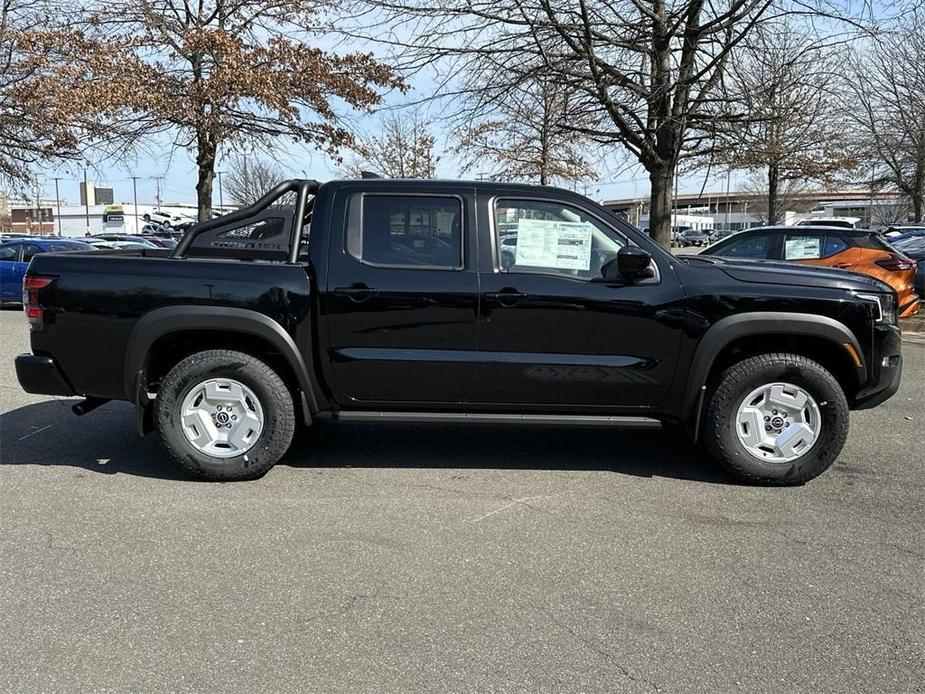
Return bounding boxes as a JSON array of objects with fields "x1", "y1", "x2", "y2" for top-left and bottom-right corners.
[
  {"x1": 347, "y1": 194, "x2": 462, "y2": 269},
  {"x1": 0, "y1": 245, "x2": 18, "y2": 261},
  {"x1": 493, "y1": 199, "x2": 625, "y2": 280},
  {"x1": 717, "y1": 234, "x2": 777, "y2": 259},
  {"x1": 784, "y1": 234, "x2": 849, "y2": 260}
]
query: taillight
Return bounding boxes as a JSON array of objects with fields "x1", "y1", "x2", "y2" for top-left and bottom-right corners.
[
  {"x1": 23, "y1": 275, "x2": 56, "y2": 330},
  {"x1": 875, "y1": 253, "x2": 915, "y2": 272}
]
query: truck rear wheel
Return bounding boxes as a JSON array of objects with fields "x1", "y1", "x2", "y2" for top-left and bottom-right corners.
[
  {"x1": 154, "y1": 350, "x2": 295, "y2": 481},
  {"x1": 703, "y1": 353, "x2": 849, "y2": 485}
]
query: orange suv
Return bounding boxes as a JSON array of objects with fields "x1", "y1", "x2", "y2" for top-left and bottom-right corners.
[{"x1": 703, "y1": 226, "x2": 920, "y2": 317}]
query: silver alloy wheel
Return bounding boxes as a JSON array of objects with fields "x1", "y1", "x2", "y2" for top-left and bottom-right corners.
[
  {"x1": 180, "y1": 378, "x2": 264, "y2": 459},
  {"x1": 734, "y1": 382, "x2": 821, "y2": 463}
]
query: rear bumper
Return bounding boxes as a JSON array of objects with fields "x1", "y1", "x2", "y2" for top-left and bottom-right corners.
[
  {"x1": 15, "y1": 354, "x2": 77, "y2": 396},
  {"x1": 852, "y1": 325, "x2": 902, "y2": 410}
]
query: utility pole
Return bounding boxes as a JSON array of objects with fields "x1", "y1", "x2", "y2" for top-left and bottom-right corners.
[
  {"x1": 152, "y1": 176, "x2": 164, "y2": 209},
  {"x1": 83, "y1": 165, "x2": 90, "y2": 235},
  {"x1": 242, "y1": 154, "x2": 249, "y2": 202},
  {"x1": 672, "y1": 166, "x2": 680, "y2": 231},
  {"x1": 34, "y1": 173, "x2": 43, "y2": 235},
  {"x1": 130, "y1": 176, "x2": 140, "y2": 233},
  {"x1": 216, "y1": 171, "x2": 225, "y2": 213},
  {"x1": 51, "y1": 177, "x2": 63, "y2": 235},
  {"x1": 725, "y1": 168, "x2": 731, "y2": 229}
]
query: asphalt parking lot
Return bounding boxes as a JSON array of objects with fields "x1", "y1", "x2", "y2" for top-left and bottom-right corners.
[{"x1": 1, "y1": 308, "x2": 923, "y2": 693}]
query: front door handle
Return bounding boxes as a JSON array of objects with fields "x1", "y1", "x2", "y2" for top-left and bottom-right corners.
[
  {"x1": 832, "y1": 262, "x2": 853, "y2": 269},
  {"x1": 485, "y1": 288, "x2": 527, "y2": 307},
  {"x1": 335, "y1": 283, "x2": 378, "y2": 303}
]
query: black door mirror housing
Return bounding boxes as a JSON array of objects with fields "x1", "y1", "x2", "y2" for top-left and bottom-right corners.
[{"x1": 600, "y1": 245, "x2": 653, "y2": 282}]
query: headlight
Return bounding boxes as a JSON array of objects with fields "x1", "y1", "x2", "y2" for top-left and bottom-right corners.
[{"x1": 856, "y1": 293, "x2": 896, "y2": 324}]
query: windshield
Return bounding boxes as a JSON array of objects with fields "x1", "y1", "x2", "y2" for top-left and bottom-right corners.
[{"x1": 894, "y1": 236, "x2": 925, "y2": 253}]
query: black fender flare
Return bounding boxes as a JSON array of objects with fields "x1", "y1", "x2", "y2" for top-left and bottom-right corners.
[
  {"x1": 682, "y1": 312, "x2": 865, "y2": 433},
  {"x1": 124, "y1": 306, "x2": 319, "y2": 423}
]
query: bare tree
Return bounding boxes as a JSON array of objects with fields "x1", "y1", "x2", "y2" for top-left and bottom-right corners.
[
  {"x1": 225, "y1": 155, "x2": 285, "y2": 206},
  {"x1": 736, "y1": 172, "x2": 816, "y2": 224},
  {"x1": 454, "y1": 72, "x2": 597, "y2": 186},
  {"x1": 60, "y1": 0, "x2": 404, "y2": 220},
  {"x1": 341, "y1": 109, "x2": 438, "y2": 178},
  {"x1": 705, "y1": 24, "x2": 857, "y2": 224},
  {"x1": 849, "y1": 11, "x2": 925, "y2": 222},
  {"x1": 870, "y1": 198, "x2": 912, "y2": 228},
  {"x1": 351, "y1": 0, "x2": 858, "y2": 248}
]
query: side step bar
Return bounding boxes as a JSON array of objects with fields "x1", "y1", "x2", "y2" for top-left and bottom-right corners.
[{"x1": 329, "y1": 412, "x2": 661, "y2": 427}]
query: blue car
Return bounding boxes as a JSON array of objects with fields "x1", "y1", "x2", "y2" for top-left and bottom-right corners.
[
  {"x1": 887, "y1": 228, "x2": 925, "y2": 245},
  {"x1": 0, "y1": 238, "x2": 93, "y2": 302}
]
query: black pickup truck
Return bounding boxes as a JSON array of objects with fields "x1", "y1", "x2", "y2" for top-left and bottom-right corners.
[{"x1": 15, "y1": 179, "x2": 903, "y2": 483}]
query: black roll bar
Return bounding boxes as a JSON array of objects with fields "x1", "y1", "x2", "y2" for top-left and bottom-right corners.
[{"x1": 172, "y1": 179, "x2": 320, "y2": 260}]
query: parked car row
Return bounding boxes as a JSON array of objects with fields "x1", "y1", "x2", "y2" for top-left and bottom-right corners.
[{"x1": 0, "y1": 232, "x2": 179, "y2": 302}]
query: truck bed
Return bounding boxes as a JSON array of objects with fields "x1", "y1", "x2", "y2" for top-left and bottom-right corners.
[{"x1": 27, "y1": 252, "x2": 313, "y2": 400}]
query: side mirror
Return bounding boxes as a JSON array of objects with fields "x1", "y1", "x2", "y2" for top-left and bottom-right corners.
[{"x1": 601, "y1": 246, "x2": 653, "y2": 282}]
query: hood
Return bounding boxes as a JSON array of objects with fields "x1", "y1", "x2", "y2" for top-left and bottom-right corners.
[{"x1": 686, "y1": 255, "x2": 893, "y2": 293}]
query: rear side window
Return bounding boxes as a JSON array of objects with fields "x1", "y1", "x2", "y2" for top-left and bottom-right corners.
[
  {"x1": 856, "y1": 234, "x2": 895, "y2": 252},
  {"x1": 716, "y1": 234, "x2": 777, "y2": 259},
  {"x1": 21, "y1": 244, "x2": 42, "y2": 262},
  {"x1": 45, "y1": 242, "x2": 90, "y2": 252},
  {"x1": 347, "y1": 195, "x2": 462, "y2": 269},
  {"x1": 823, "y1": 235, "x2": 848, "y2": 256}
]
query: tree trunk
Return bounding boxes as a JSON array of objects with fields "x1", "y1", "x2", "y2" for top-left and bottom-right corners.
[
  {"x1": 912, "y1": 189, "x2": 924, "y2": 223},
  {"x1": 195, "y1": 131, "x2": 216, "y2": 221},
  {"x1": 649, "y1": 166, "x2": 674, "y2": 249},
  {"x1": 767, "y1": 162, "x2": 779, "y2": 225}
]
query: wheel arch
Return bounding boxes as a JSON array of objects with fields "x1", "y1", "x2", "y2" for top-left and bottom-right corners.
[
  {"x1": 125, "y1": 306, "x2": 319, "y2": 426},
  {"x1": 682, "y1": 312, "x2": 865, "y2": 437}
]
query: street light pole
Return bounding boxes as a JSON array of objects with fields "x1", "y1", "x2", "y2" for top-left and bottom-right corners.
[
  {"x1": 83, "y1": 166, "x2": 90, "y2": 236},
  {"x1": 725, "y1": 168, "x2": 731, "y2": 229},
  {"x1": 34, "y1": 173, "x2": 42, "y2": 235},
  {"x1": 52, "y1": 177, "x2": 63, "y2": 235},
  {"x1": 130, "y1": 176, "x2": 140, "y2": 233},
  {"x1": 216, "y1": 171, "x2": 225, "y2": 213}
]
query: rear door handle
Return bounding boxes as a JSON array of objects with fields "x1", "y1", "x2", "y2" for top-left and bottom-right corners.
[
  {"x1": 485, "y1": 288, "x2": 527, "y2": 307},
  {"x1": 335, "y1": 284, "x2": 378, "y2": 303},
  {"x1": 833, "y1": 262, "x2": 853, "y2": 269}
]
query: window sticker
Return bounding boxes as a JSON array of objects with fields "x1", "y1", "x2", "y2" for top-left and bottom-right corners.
[
  {"x1": 785, "y1": 236, "x2": 821, "y2": 260},
  {"x1": 514, "y1": 219, "x2": 593, "y2": 271}
]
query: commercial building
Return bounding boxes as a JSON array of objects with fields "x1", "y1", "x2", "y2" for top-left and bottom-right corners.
[
  {"x1": 79, "y1": 181, "x2": 114, "y2": 206},
  {"x1": 603, "y1": 189, "x2": 914, "y2": 231}
]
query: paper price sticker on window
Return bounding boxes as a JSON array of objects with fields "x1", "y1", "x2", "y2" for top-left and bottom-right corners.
[
  {"x1": 785, "y1": 236, "x2": 821, "y2": 260},
  {"x1": 514, "y1": 219, "x2": 593, "y2": 271}
]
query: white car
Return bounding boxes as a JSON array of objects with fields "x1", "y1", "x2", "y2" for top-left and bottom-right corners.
[
  {"x1": 794, "y1": 216, "x2": 860, "y2": 230},
  {"x1": 83, "y1": 238, "x2": 153, "y2": 250},
  {"x1": 143, "y1": 210, "x2": 194, "y2": 227}
]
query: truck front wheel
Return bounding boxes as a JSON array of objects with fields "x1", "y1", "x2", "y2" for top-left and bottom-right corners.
[
  {"x1": 703, "y1": 353, "x2": 849, "y2": 485},
  {"x1": 154, "y1": 350, "x2": 295, "y2": 481}
]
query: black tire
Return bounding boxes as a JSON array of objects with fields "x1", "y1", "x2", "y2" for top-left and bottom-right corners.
[
  {"x1": 703, "y1": 353, "x2": 849, "y2": 485},
  {"x1": 154, "y1": 350, "x2": 295, "y2": 481},
  {"x1": 143, "y1": 213, "x2": 150, "y2": 221}
]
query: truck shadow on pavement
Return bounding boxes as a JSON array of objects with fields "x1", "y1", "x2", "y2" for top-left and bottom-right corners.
[{"x1": 0, "y1": 399, "x2": 734, "y2": 484}]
